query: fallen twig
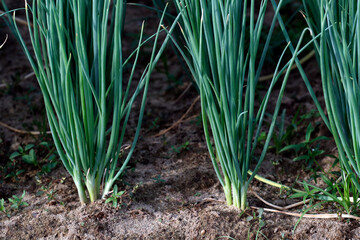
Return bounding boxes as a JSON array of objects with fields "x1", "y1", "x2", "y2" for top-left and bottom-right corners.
[
  {"x1": 0, "y1": 10, "x2": 29, "y2": 26},
  {"x1": 0, "y1": 34, "x2": 8, "y2": 49},
  {"x1": 0, "y1": 121, "x2": 51, "y2": 135},
  {"x1": 250, "y1": 206, "x2": 360, "y2": 220},
  {"x1": 252, "y1": 191, "x2": 310, "y2": 211},
  {"x1": 259, "y1": 50, "x2": 315, "y2": 82},
  {"x1": 154, "y1": 96, "x2": 200, "y2": 137},
  {"x1": 24, "y1": 71, "x2": 36, "y2": 79},
  {"x1": 173, "y1": 82, "x2": 192, "y2": 104}
]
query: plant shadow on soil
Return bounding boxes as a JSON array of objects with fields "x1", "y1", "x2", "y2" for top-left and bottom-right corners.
[{"x1": 1, "y1": 1, "x2": 360, "y2": 239}]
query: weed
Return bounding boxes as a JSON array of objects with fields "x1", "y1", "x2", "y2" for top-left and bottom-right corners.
[
  {"x1": 37, "y1": 143, "x2": 59, "y2": 176},
  {"x1": 280, "y1": 232, "x2": 289, "y2": 240},
  {"x1": 148, "y1": 117, "x2": 160, "y2": 131},
  {"x1": 8, "y1": 191, "x2": 29, "y2": 210},
  {"x1": 4, "y1": 142, "x2": 59, "y2": 181},
  {"x1": 156, "y1": 53, "x2": 184, "y2": 90},
  {"x1": 271, "y1": 109, "x2": 296, "y2": 154},
  {"x1": 14, "y1": 87, "x2": 37, "y2": 113},
  {"x1": 267, "y1": 108, "x2": 320, "y2": 155},
  {"x1": 3, "y1": 154, "x2": 24, "y2": 182},
  {"x1": 292, "y1": 171, "x2": 360, "y2": 215},
  {"x1": 36, "y1": 184, "x2": 56, "y2": 201},
  {"x1": 280, "y1": 122, "x2": 328, "y2": 169},
  {"x1": 0, "y1": 198, "x2": 5, "y2": 213},
  {"x1": 10, "y1": 144, "x2": 38, "y2": 166},
  {"x1": 170, "y1": 141, "x2": 189, "y2": 155},
  {"x1": 0, "y1": 198, "x2": 10, "y2": 217},
  {"x1": 152, "y1": 174, "x2": 166, "y2": 184},
  {"x1": 105, "y1": 185, "x2": 125, "y2": 208},
  {"x1": 246, "y1": 208, "x2": 268, "y2": 240},
  {"x1": 5, "y1": 168, "x2": 25, "y2": 182},
  {"x1": 39, "y1": 159, "x2": 58, "y2": 176},
  {"x1": 2, "y1": 72, "x2": 21, "y2": 94},
  {"x1": 190, "y1": 115, "x2": 202, "y2": 127}
]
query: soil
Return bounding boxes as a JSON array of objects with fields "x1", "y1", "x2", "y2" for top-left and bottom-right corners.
[{"x1": 1, "y1": 1, "x2": 360, "y2": 240}]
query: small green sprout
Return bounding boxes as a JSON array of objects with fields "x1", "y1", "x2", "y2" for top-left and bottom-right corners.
[
  {"x1": 0, "y1": 198, "x2": 6, "y2": 213},
  {"x1": 5, "y1": 169, "x2": 25, "y2": 181},
  {"x1": 0, "y1": 198, "x2": 11, "y2": 218},
  {"x1": 170, "y1": 141, "x2": 190, "y2": 155},
  {"x1": 152, "y1": 175, "x2": 166, "y2": 184},
  {"x1": 149, "y1": 117, "x2": 161, "y2": 131},
  {"x1": 8, "y1": 191, "x2": 29, "y2": 210},
  {"x1": 280, "y1": 123, "x2": 328, "y2": 169},
  {"x1": 10, "y1": 144, "x2": 38, "y2": 166},
  {"x1": 246, "y1": 208, "x2": 267, "y2": 240},
  {"x1": 105, "y1": 185, "x2": 125, "y2": 208}
]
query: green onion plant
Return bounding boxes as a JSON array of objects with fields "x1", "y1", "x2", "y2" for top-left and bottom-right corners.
[
  {"x1": 302, "y1": 0, "x2": 360, "y2": 208},
  {"x1": 3, "y1": 0, "x2": 177, "y2": 204},
  {"x1": 174, "y1": 0, "x2": 306, "y2": 210}
]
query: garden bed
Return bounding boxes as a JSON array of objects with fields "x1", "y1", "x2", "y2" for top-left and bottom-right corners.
[{"x1": 1, "y1": 1, "x2": 360, "y2": 239}]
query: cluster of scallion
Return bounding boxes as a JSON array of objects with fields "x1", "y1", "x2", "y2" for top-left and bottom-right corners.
[
  {"x1": 173, "y1": 0, "x2": 307, "y2": 210},
  {"x1": 2, "y1": 0, "x2": 176, "y2": 204},
  {"x1": 303, "y1": 0, "x2": 360, "y2": 209}
]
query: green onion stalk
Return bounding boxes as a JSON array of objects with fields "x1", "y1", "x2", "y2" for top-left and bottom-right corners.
[
  {"x1": 174, "y1": 0, "x2": 306, "y2": 210},
  {"x1": 3, "y1": 0, "x2": 177, "y2": 204},
  {"x1": 302, "y1": 0, "x2": 360, "y2": 202}
]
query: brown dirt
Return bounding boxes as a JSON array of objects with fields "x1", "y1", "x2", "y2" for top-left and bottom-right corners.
[{"x1": 1, "y1": 1, "x2": 360, "y2": 240}]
